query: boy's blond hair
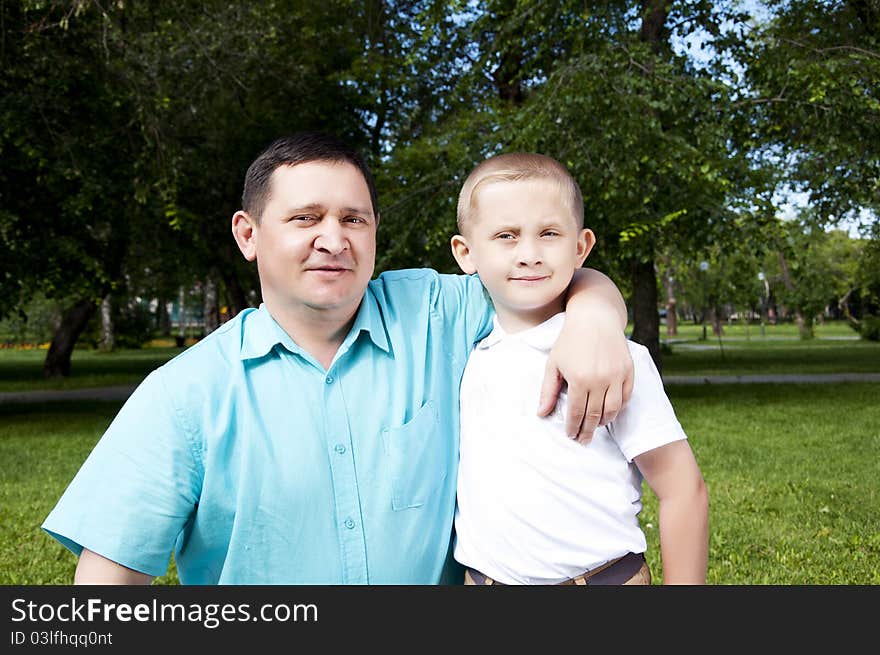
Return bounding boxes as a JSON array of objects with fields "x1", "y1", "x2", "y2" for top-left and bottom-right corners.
[{"x1": 456, "y1": 152, "x2": 584, "y2": 233}]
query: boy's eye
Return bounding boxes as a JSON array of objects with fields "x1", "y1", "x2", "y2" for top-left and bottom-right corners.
[
  {"x1": 495, "y1": 233, "x2": 515, "y2": 240},
  {"x1": 542, "y1": 231, "x2": 560, "y2": 238}
]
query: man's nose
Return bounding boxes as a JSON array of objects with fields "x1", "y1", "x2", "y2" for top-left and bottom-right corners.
[{"x1": 314, "y1": 220, "x2": 348, "y2": 254}]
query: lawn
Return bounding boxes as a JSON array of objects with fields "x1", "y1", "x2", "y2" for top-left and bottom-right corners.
[
  {"x1": 2, "y1": 321, "x2": 878, "y2": 394},
  {"x1": 0, "y1": 346, "x2": 184, "y2": 392},
  {"x1": 662, "y1": 340, "x2": 880, "y2": 376},
  {"x1": 1, "y1": 382, "x2": 878, "y2": 585}
]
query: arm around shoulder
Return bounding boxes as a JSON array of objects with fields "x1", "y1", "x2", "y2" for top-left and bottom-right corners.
[
  {"x1": 544, "y1": 268, "x2": 634, "y2": 441},
  {"x1": 74, "y1": 548, "x2": 153, "y2": 585}
]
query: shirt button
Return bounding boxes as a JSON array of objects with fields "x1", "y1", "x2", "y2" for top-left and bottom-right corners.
[
  {"x1": 325, "y1": 375, "x2": 334, "y2": 384},
  {"x1": 344, "y1": 518, "x2": 356, "y2": 530},
  {"x1": 334, "y1": 444, "x2": 346, "y2": 454}
]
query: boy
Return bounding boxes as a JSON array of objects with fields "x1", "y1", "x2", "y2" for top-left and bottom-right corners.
[{"x1": 450, "y1": 153, "x2": 709, "y2": 585}]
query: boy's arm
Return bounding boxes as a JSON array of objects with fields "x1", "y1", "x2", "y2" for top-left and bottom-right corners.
[
  {"x1": 634, "y1": 440, "x2": 709, "y2": 584},
  {"x1": 541, "y1": 268, "x2": 634, "y2": 443}
]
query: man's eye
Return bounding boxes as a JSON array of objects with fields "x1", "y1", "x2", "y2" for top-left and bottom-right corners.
[
  {"x1": 291, "y1": 215, "x2": 317, "y2": 222},
  {"x1": 343, "y1": 216, "x2": 366, "y2": 224}
]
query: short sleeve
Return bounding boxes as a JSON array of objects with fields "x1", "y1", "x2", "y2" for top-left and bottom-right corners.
[
  {"x1": 610, "y1": 342, "x2": 688, "y2": 462},
  {"x1": 41, "y1": 367, "x2": 202, "y2": 577},
  {"x1": 432, "y1": 272, "x2": 494, "y2": 361}
]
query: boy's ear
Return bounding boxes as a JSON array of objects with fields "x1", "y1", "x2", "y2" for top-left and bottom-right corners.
[
  {"x1": 576, "y1": 228, "x2": 596, "y2": 267},
  {"x1": 450, "y1": 234, "x2": 477, "y2": 275},
  {"x1": 232, "y1": 210, "x2": 258, "y2": 262}
]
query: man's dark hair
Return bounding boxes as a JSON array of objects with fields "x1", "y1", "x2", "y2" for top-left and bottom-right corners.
[{"x1": 242, "y1": 131, "x2": 379, "y2": 221}]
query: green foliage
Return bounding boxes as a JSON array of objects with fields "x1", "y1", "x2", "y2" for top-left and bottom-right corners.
[
  {"x1": 2, "y1": 0, "x2": 878, "y2": 374},
  {"x1": 858, "y1": 315, "x2": 880, "y2": 341},
  {"x1": 0, "y1": 294, "x2": 62, "y2": 345},
  {"x1": 81, "y1": 300, "x2": 155, "y2": 350},
  {"x1": 741, "y1": 0, "x2": 880, "y2": 223},
  {"x1": 765, "y1": 221, "x2": 863, "y2": 335}
]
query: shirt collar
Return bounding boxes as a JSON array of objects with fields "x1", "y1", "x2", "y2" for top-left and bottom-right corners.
[
  {"x1": 476, "y1": 312, "x2": 565, "y2": 352},
  {"x1": 239, "y1": 295, "x2": 390, "y2": 361}
]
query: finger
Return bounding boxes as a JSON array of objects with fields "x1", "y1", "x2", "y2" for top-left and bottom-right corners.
[
  {"x1": 565, "y1": 381, "x2": 588, "y2": 439},
  {"x1": 622, "y1": 365, "x2": 635, "y2": 405},
  {"x1": 600, "y1": 383, "x2": 623, "y2": 426},
  {"x1": 575, "y1": 388, "x2": 604, "y2": 444},
  {"x1": 537, "y1": 359, "x2": 564, "y2": 417}
]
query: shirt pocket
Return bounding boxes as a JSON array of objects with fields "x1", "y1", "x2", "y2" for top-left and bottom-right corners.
[{"x1": 382, "y1": 400, "x2": 446, "y2": 510}]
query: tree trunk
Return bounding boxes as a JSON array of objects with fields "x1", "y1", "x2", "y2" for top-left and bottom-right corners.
[
  {"x1": 665, "y1": 271, "x2": 677, "y2": 336},
  {"x1": 203, "y1": 276, "x2": 219, "y2": 335},
  {"x1": 176, "y1": 286, "x2": 187, "y2": 347},
  {"x1": 100, "y1": 294, "x2": 115, "y2": 352},
  {"x1": 630, "y1": 0, "x2": 668, "y2": 372},
  {"x1": 220, "y1": 269, "x2": 250, "y2": 318},
  {"x1": 157, "y1": 297, "x2": 171, "y2": 336},
  {"x1": 777, "y1": 250, "x2": 811, "y2": 338},
  {"x1": 640, "y1": 0, "x2": 669, "y2": 54},
  {"x1": 710, "y1": 306, "x2": 723, "y2": 336},
  {"x1": 630, "y1": 257, "x2": 662, "y2": 371},
  {"x1": 43, "y1": 298, "x2": 98, "y2": 378}
]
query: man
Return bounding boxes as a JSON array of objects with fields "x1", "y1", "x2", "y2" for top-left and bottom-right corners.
[{"x1": 43, "y1": 132, "x2": 634, "y2": 584}]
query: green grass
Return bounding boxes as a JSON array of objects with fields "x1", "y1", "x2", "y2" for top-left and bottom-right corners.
[
  {"x1": 0, "y1": 401, "x2": 178, "y2": 585},
  {"x1": 2, "y1": 382, "x2": 878, "y2": 585},
  {"x1": 658, "y1": 319, "x2": 860, "y2": 340},
  {"x1": 0, "y1": 347, "x2": 182, "y2": 392},
  {"x1": 662, "y1": 341, "x2": 880, "y2": 376},
  {"x1": 639, "y1": 383, "x2": 880, "y2": 584},
  {"x1": 2, "y1": 321, "x2": 876, "y2": 394}
]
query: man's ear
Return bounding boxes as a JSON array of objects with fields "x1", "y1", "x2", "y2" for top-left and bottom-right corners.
[
  {"x1": 232, "y1": 210, "x2": 258, "y2": 262},
  {"x1": 575, "y1": 228, "x2": 596, "y2": 267},
  {"x1": 450, "y1": 234, "x2": 477, "y2": 275}
]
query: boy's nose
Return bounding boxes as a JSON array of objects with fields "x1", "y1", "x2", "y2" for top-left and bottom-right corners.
[{"x1": 516, "y1": 240, "x2": 542, "y2": 266}]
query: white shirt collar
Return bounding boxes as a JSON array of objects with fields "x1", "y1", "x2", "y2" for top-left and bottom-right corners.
[{"x1": 476, "y1": 312, "x2": 566, "y2": 352}]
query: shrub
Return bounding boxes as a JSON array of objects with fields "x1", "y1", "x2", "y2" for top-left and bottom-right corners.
[{"x1": 858, "y1": 315, "x2": 880, "y2": 341}]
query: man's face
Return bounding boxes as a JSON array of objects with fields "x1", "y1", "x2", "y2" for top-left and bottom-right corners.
[
  {"x1": 454, "y1": 178, "x2": 593, "y2": 330},
  {"x1": 238, "y1": 160, "x2": 377, "y2": 320}
]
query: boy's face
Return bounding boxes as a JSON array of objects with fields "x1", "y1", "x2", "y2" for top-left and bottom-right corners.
[{"x1": 451, "y1": 178, "x2": 594, "y2": 331}]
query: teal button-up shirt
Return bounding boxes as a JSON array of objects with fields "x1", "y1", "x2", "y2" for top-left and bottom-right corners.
[{"x1": 42, "y1": 269, "x2": 492, "y2": 584}]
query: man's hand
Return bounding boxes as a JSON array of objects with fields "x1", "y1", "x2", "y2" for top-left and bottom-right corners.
[
  {"x1": 538, "y1": 268, "x2": 634, "y2": 443},
  {"x1": 539, "y1": 322, "x2": 634, "y2": 443}
]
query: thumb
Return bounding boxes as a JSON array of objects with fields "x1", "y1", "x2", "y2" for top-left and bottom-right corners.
[{"x1": 537, "y1": 358, "x2": 563, "y2": 417}]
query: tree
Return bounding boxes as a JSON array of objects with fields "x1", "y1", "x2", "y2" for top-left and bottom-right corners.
[
  {"x1": 1, "y1": 0, "x2": 378, "y2": 374},
  {"x1": 1, "y1": 1, "x2": 148, "y2": 375}
]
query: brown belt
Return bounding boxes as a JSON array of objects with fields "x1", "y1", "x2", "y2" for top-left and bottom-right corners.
[{"x1": 465, "y1": 552, "x2": 646, "y2": 586}]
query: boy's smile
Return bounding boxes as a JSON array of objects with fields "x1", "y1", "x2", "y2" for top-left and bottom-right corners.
[{"x1": 451, "y1": 178, "x2": 595, "y2": 333}]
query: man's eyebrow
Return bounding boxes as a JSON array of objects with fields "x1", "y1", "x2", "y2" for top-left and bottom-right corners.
[
  {"x1": 287, "y1": 203, "x2": 326, "y2": 213},
  {"x1": 286, "y1": 203, "x2": 372, "y2": 217},
  {"x1": 342, "y1": 206, "x2": 373, "y2": 217}
]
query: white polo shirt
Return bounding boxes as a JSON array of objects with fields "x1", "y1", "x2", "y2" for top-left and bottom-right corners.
[{"x1": 453, "y1": 312, "x2": 688, "y2": 584}]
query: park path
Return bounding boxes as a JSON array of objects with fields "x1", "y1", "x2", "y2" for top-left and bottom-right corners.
[{"x1": 2, "y1": 373, "x2": 879, "y2": 405}]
